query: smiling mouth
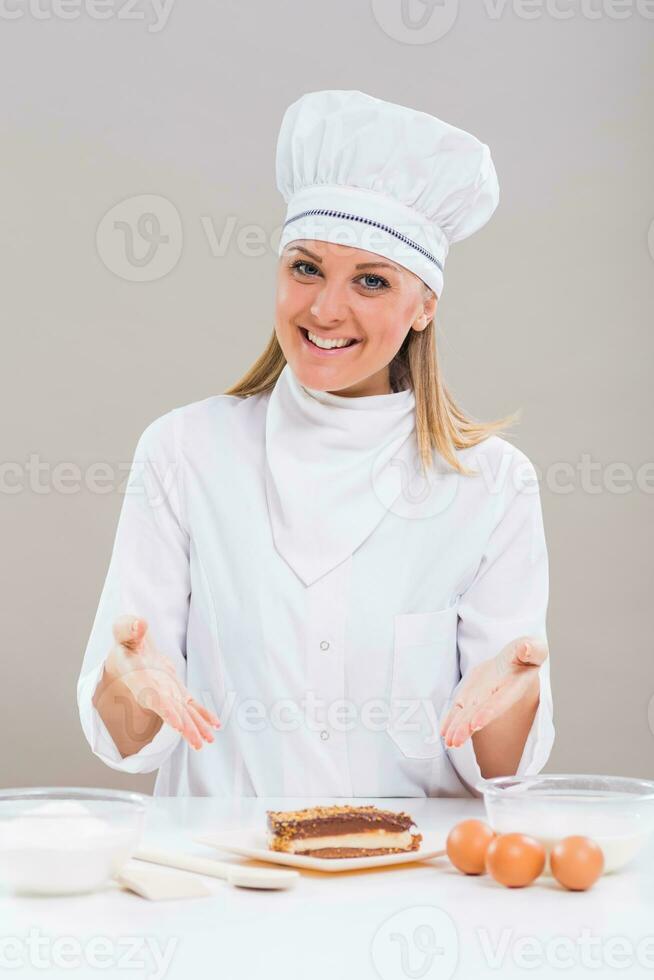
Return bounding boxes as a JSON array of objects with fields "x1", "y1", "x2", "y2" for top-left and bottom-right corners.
[{"x1": 299, "y1": 327, "x2": 362, "y2": 352}]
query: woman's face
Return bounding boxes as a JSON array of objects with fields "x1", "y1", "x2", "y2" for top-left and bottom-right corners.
[{"x1": 274, "y1": 240, "x2": 437, "y2": 397}]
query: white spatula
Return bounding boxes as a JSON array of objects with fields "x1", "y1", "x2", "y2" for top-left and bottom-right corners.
[{"x1": 132, "y1": 846, "x2": 300, "y2": 890}]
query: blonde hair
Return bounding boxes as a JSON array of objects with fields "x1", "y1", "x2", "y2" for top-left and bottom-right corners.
[{"x1": 225, "y1": 316, "x2": 519, "y2": 477}]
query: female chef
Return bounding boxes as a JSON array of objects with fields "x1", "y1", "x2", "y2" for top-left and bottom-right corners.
[{"x1": 77, "y1": 90, "x2": 554, "y2": 798}]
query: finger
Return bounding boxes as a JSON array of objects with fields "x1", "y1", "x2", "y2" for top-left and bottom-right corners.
[
  {"x1": 514, "y1": 637, "x2": 548, "y2": 667},
  {"x1": 510, "y1": 636, "x2": 549, "y2": 669},
  {"x1": 446, "y1": 715, "x2": 476, "y2": 748},
  {"x1": 459, "y1": 699, "x2": 499, "y2": 738},
  {"x1": 468, "y1": 685, "x2": 518, "y2": 733},
  {"x1": 113, "y1": 615, "x2": 148, "y2": 651},
  {"x1": 178, "y1": 704, "x2": 206, "y2": 750},
  {"x1": 439, "y1": 707, "x2": 458, "y2": 738},
  {"x1": 439, "y1": 694, "x2": 466, "y2": 738},
  {"x1": 445, "y1": 689, "x2": 492, "y2": 745},
  {"x1": 185, "y1": 701, "x2": 216, "y2": 743},
  {"x1": 189, "y1": 700, "x2": 221, "y2": 729},
  {"x1": 442, "y1": 692, "x2": 481, "y2": 745},
  {"x1": 442, "y1": 709, "x2": 465, "y2": 745},
  {"x1": 444, "y1": 700, "x2": 481, "y2": 747},
  {"x1": 162, "y1": 686, "x2": 205, "y2": 748}
]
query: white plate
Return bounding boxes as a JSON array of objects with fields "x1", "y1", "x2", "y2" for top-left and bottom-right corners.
[{"x1": 194, "y1": 827, "x2": 446, "y2": 872}]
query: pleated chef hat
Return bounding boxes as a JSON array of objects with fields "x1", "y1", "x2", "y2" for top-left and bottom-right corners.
[{"x1": 276, "y1": 89, "x2": 499, "y2": 298}]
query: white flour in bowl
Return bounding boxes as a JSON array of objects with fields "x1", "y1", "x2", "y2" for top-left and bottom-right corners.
[
  {"x1": 0, "y1": 799, "x2": 138, "y2": 895},
  {"x1": 489, "y1": 802, "x2": 652, "y2": 873}
]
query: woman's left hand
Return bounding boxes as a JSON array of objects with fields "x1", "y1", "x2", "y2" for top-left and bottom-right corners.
[{"x1": 439, "y1": 636, "x2": 548, "y2": 749}]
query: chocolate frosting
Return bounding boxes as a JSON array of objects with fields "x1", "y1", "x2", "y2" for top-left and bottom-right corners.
[{"x1": 266, "y1": 804, "x2": 417, "y2": 840}]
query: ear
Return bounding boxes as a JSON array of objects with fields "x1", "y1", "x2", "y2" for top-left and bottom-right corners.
[{"x1": 412, "y1": 288, "x2": 438, "y2": 332}]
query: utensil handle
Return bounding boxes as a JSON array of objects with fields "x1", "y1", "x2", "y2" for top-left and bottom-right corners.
[{"x1": 133, "y1": 846, "x2": 235, "y2": 879}]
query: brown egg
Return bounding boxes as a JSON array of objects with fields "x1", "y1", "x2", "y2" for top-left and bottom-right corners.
[
  {"x1": 446, "y1": 819, "x2": 496, "y2": 875},
  {"x1": 485, "y1": 833, "x2": 546, "y2": 887},
  {"x1": 550, "y1": 836, "x2": 604, "y2": 891}
]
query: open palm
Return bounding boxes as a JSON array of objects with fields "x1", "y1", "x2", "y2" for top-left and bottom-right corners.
[
  {"x1": 105, "y1": 615, "x2": 220, "y2": 750},
  {"x1": 440, "y1": 636, "x2": 548, "y2": 749}
]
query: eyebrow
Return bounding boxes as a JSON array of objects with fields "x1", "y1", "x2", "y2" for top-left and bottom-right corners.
[{"x1": 286, "y1": 244, "x2": 399, "y2": 272}]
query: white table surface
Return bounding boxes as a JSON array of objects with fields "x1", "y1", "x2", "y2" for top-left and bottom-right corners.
[{"x1": 2, "y1": 795, "x2": 654, "y2": 980}]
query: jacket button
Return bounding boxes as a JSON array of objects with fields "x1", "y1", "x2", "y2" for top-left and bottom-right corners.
[
  {"x1": 319, "y1": 640, "x2": 330, "y2": 651},
  {"x1": 320, "y1": 730, "x2": 329, "y2": 740}
]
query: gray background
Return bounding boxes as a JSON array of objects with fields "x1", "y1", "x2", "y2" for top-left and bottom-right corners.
[{"x1": 1, "y1": 1, "x2": 652, "y2": 794}]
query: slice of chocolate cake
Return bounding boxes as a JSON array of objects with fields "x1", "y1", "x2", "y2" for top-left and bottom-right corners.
[{"x1": 266, "y1": 804, "x2": 422, "y2": 858}]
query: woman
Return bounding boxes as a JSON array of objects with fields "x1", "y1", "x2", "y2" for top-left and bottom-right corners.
[{"x1": 78, "y1": 90, "x2": 553, "y2": 798}]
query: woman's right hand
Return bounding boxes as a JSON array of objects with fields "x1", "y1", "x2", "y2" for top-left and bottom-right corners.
[{"x1": 104, "y1": 615, "x2": 221, "y2": 750}]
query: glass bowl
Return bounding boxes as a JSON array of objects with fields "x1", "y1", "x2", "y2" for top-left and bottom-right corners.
[
  {"x1": 0, "y1": 787, "x2": 148, "y2": 895},
  {"x1": 478, "y1": 774, "x2": 654, "y2": 872}
]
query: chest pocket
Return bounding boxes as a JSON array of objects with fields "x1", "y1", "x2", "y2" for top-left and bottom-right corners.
[{"x1": 386, "y1": 605, "x2": 459, "y2": 760}]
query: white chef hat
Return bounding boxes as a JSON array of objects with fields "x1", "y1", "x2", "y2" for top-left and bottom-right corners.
[{"x1": 276, "y1": 89, "x2": 499, "y2": 299}]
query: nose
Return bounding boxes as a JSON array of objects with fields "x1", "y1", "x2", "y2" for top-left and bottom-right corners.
[{"x1": 309, "y1": 281, "x2": 348, "y2": 326}]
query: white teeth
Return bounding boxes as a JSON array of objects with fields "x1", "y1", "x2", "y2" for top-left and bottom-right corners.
[{"x1": 306, "y1": 330, "x2": 355, "y2": 350}]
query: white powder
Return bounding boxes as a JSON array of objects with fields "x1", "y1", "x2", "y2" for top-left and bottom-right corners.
[
  {"x1": 2, "y1": 800, "x2": 112, "y2": 847},
  {"x1": 0, "y1": 799, "x2": 139, "y2": 895}
]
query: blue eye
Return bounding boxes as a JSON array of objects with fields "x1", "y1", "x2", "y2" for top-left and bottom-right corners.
[
  {"x1": 359, "y1": 274, "x2": 389, "y2": 292},
  {"x1": 291, "y1": 260, "x2": 320, "y2": 277},
  {"x1": 289, "y1": 259, "x2": 390, "y2": 292}
]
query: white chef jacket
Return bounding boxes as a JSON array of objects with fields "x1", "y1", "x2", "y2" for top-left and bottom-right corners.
[{"x1": 77, "y1": 370, "x2": 554, "y2": 798}]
